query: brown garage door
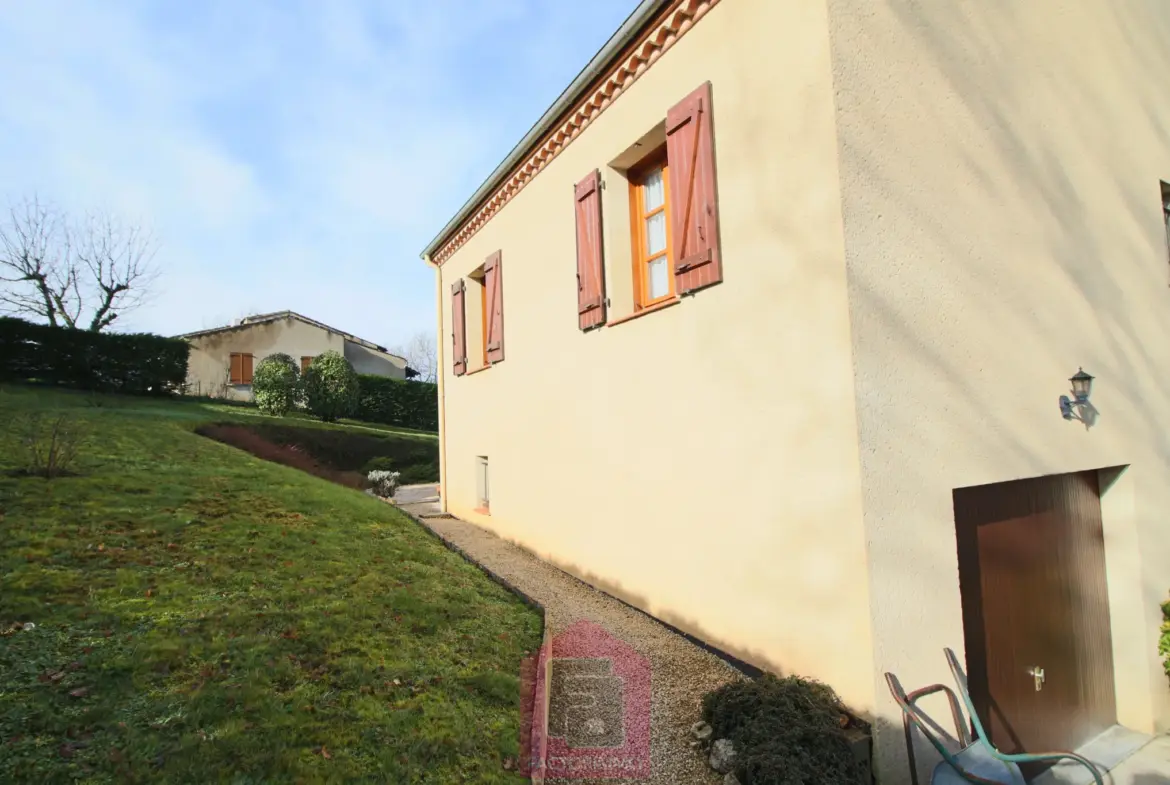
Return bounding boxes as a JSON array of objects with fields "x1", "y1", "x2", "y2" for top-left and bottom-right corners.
[{"x1": 954, "y1": 471, "x2": 1116, "y2": 760}]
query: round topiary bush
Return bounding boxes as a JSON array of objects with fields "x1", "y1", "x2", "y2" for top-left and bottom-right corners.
[
  {"x1": 302, "y1": 350, "x2": 359, "y2": 422},
  {"x1": 701, "y1": 674, "x2": 866, "y2": 784},
  {"x1": 252, "y1": 353, "x2": 301, "y2": 416}
]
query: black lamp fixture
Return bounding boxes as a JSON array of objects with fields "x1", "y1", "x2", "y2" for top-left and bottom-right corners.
[{"x1": 1059, "y1": 367, "x2": 1095, "y2": 423}]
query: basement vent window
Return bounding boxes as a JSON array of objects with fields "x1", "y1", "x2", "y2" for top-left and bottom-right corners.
[{"x1": 476, "y1": 456, "x2": 489, "y2": 512}]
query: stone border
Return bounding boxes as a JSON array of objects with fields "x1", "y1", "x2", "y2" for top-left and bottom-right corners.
[{"x1": 433, "y1": 0, "x2": 722, "y2": 265}]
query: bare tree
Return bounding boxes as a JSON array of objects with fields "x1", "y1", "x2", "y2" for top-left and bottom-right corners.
[
  {"x1": 0, "y1": 196, "x2": 80, "y2": 327},
  {"x1": 75, "y1": 211, "x2": 160, "y2": 331},
  {"x1": 0, "y1": 195, "x2": 159, "y2": 331},
  {"x1": 394, "y1": 330, "x2": 437, "y2": 383}
]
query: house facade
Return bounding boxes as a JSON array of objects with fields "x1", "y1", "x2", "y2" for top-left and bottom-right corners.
[
  {"x1": 421, "y1": 0, "x2": 1170, "y2": 780},
  {"x1": 179, "y1": 311, "x2": 413, "y2": 401}
]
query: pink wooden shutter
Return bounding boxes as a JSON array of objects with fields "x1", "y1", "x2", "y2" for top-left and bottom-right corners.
[
  {"x1": 666, "y1": 81, "x2": 722, "y2": 294},
  {"x1": 451, "y1": 280, "x2": 467, "y2": 376},
  {"x1": 574, "y1": 170, "x2": 606, "y2": 330},
  {"x1": 484, "y1": 251, "x2": 505, "y2": 364}
]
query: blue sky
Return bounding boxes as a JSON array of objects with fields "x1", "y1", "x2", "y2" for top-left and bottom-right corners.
[{"x1": 0, "y1": 0, "x2": 637, "y2": 350}]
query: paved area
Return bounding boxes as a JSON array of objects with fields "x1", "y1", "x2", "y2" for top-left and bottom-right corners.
[
  {"x1": 1090, "y1": 733, "x2": 1170, "y2": 785},
  {"x1": 396, "y1": 502, "x2": 743, "y2": 785},
  {"x1": 393, "y1": 483, "x2": 440, "y2": 507}
]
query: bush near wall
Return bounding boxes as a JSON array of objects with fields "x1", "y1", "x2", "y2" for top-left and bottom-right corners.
[
  {"x1": 1160, "y1": 596, "x2": 1170, "y2": 682},
  {"x1": 354, "y1": 375, "x2": 438, "y2": 432},
  {"x1": 0, "y1": 316, "x2": 189, "y2": 395}
]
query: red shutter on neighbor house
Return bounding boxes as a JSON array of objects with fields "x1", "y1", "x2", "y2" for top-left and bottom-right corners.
[
  {"x1": 451, "y1": 280, "x2": 467, "y2": 376},
  {"x1": 242, "y1": 354, "x2": 254, "y2": 384},
  {"x1": 484, "y1": 251, "x2": 505, "y2": 364},
  {"x1": 666, "y1": 81, "x2": 722, "y2": 294},
  {"x1": 574, "y1": 169, "x2": 606, "y2": 330},
  {"x1": 230, "y1": 353, "x2": 243, "y2": 384}
]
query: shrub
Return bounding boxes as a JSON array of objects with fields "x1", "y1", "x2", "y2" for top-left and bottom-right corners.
[
  {"x1": 302, "y1": 351, "x2": 359, "y2": 422},
  {"x1": 367, "y1": 470, "x2": 401, "y2": 498},
  {"x1": 0, "y1": 316, "x2": 188, "y2": 395},
  {"x1": 701, "y1": 674, "x2": 864, "y2": 784},
  {"x1": 354, "y1": 375, "x2": 437, "y2": 431},
  {"x1": 362, "y1": 455, "x2": 436, "y2": 485},
  {"x1": 15, "y1": 412, "x2": 88, "y2": 479},
  {"x1": 252, "y1": 353, "x2": 300, "y2": 416},
  {"x1": 1160, "y1": 596, "x2": 1170, "y2": 682}
]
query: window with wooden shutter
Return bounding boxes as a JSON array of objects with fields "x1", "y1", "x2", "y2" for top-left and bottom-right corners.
[
  {"x1": 483, "y1": 251, "x2": 504, "y2": 364},
  {"x1": 301, "y1": 356, "x2": 313, "y2": 373},
  {"x1": 451, "y1": 280, "x2": 467, "y2": 376},
  {"x1": 575, "y1": 170, "x2": 606, "y2": 330},
  {"x1": 666, "y1": 81, "x2": 722, "y2": 295},
  {"x1": 229, "y1": 353, "x2": 243, "y2": 384},
  {"x1": 229, "y1": 353, "x2": 254, "y2": 384}
]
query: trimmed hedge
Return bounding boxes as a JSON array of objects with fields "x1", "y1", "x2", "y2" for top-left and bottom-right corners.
[
  {"x1": 0, "y1": 316, "x2": 188, "y2": 395},
  {"x1": 355, "y1": 375, "x2": 438, "y2": 432}
]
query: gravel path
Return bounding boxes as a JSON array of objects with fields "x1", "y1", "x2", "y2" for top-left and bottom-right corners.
[{"x1": 399, "y1": 505, "x2": 744, "y2": 785}]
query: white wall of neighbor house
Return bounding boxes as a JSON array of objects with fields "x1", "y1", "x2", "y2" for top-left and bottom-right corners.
[
  {"x1": 343, "y1": 341, "x2": 409, "y2": 378},
  {"x1": 438, "y1": 0, "x2": 877, "y2": 714},
  {"x1": 185, "y1": 317, "x2": 344, "y2": 400},
  {"x1": 827, "y1": 0, "x2": 1170, "y2": 779}
]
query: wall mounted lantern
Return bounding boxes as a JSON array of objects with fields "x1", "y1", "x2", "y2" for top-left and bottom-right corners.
[{"x1": 1059, "y1": 368, "x2": 1095, "y2": 425}]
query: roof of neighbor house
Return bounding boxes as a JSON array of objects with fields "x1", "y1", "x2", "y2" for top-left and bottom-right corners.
[
  {"x1": 421, "y1": 0, "x2": 713, "y2": 265},
  {"x1": 175, "y1": 310, "x2": 415, "y2": 374}
]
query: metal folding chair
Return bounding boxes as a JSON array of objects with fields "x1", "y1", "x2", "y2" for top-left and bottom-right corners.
[{"x1": 884, "y1": 648, "x2": 1104, "y2": 785}]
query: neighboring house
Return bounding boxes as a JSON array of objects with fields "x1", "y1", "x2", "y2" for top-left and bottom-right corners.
[
  {"x1": 420, "y1": 0, "x2": 1170, "y2": 781},
  {"x1": 178, "y1": 310, "x2": 415, "y2": 401}
]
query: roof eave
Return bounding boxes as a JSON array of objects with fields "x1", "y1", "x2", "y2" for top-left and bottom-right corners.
[{"x1": 418, "y1": 0, "x2": 672, "y2": 262}]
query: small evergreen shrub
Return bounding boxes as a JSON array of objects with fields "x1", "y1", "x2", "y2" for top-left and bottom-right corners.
[
  {"x1": 1159, "y1": 596, "x2": 1170, "y2": 682},
  {"x1": 302, "y1": 351, "x2": 359, "y2": 422},
  {"x1": 367, "y1": 470, "x2": 400, "y2": 498},
  {"x1": 701, "y1": 674, "x2": 865, "y2": 784},
  {"x1": 252, "y1": 353, "x2": 300, "y2": 416},
  {"x1": 361, "y1": 456, "x2": 435, "y2": 485}
]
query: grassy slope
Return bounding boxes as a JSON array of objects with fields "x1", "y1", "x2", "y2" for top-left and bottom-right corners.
[{"x1": 0, "y1": 386, "x2": 539, "y2": 784}]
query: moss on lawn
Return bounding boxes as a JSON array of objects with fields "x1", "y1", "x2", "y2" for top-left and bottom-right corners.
[{"x1": 0, "y1": 385, "x2": 539, "y2": 783}]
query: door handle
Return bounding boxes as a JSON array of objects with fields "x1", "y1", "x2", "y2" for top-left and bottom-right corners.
[{"x1": 1027, "y1": 666, "x2": 1045, "y2": 692}]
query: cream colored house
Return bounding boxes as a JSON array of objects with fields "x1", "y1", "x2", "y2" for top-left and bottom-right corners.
[
  {"x1": 178, "y1": 311, "x2": 414, "y2": 401},
  {"x1": 421, "y1": 0, "x2": 1170, "y2": 781}
]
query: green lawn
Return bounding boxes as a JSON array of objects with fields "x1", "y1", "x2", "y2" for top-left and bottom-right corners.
[{"x1": 0, "y1": 385, "x2": 540, "y2": 783}]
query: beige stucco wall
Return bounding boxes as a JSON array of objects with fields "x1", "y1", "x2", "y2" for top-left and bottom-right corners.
[
  {"x1": 827, "y1": 0, "x2": 1170, "y2": 780},
  {"x1": 185, "y1": 317, "x2": 345, "y2": 401},
  {"x1": 438, "y1": 0, "x2": 877, "y2": 711}
]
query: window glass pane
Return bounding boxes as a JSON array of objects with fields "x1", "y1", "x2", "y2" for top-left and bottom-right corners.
[
  {"x1": 642, "y1": 168, "x2": 664, "y2": 211},
  {"x1": 647, "y1": 256, "x2": 670, "y2": 300},
  {"x1": 644, "y1": 211, "x2": 666, "y2": 256}
]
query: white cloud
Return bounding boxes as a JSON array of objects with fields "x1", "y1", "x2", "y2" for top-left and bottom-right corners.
[{"x1": 0, "y1": 0, "x2": 638, "y2": 346}]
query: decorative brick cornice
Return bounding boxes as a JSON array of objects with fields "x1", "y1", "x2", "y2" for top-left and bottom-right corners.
[{"x1": 434, "y1": 0, "x2": 721, "y2": 265}]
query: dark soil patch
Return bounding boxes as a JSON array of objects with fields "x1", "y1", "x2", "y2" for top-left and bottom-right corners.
[
  {"x1": 196, "y1": 424, "x2": 366, "y2": 489},
  {"x1": 195, "y1": 422, "x2": 439, "y2": 488}
]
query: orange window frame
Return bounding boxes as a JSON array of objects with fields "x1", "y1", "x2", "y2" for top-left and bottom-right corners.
[{"x1": 629, "y1": 150, "x2": 673, "y2": 309}]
